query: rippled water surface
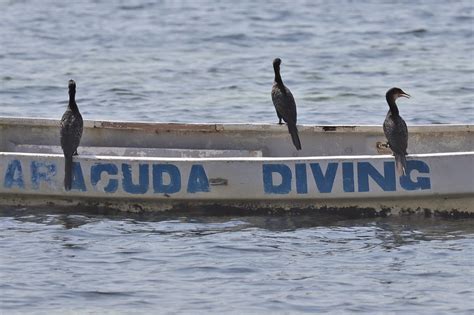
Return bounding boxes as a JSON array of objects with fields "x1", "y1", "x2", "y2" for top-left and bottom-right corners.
[
  {"x1": 0, "y1": 0, "x2": 473, "y2": 124},
  {"x1": 0, "y1": 0, "x2": 473, "y2": 313},
  {"x1": 1, "y1": 209, "x2": 474, "y2": 314}
]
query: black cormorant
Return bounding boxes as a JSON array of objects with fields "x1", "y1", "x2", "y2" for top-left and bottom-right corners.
[
  {"x1": 383, "y1": 87, "x2": 410, "y2": 176},
  {"x1": 60, "y1": 79, "x2": 83, "y2": 190},
  {"x1": 271, "y1": 58, "x2": 302, "y2": 150}
]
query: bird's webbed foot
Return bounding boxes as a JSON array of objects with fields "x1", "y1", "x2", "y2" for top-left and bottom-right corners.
[{"x1": 376, "y1": 142, "x2": 392, "y2": 153}]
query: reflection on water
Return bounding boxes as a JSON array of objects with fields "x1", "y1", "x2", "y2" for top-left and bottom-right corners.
[
  {"x1": 1, "y1": 208, "x2": 473, "y2": 313},
  {"x1": 0, "y1": 0, "x2": 473, "y2": 313}
]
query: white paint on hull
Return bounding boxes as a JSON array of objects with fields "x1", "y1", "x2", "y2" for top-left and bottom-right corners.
[{"x1": 1, "y1": 117, "x2": 473, "y2": 215}]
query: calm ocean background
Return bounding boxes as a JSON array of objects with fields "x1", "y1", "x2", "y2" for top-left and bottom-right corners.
[{"x1": 0, "y1": 0, "x2": 473, "y2": 314}]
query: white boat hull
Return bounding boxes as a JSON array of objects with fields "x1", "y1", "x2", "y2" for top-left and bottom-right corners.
[
  {"x1": 1, "y1": 152, "x2": 472, "y2": 215},
  {"x1": 0, "y1": 117, "x2": 472, "y2": 216}
]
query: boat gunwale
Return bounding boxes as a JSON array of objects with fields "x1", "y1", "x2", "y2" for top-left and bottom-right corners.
[
  {"x1": 0, "y1": 116, "x2": 472, "y2": 134},
  {"x1": 1, "y1": 151, "x2": 472, "y2": 162}
]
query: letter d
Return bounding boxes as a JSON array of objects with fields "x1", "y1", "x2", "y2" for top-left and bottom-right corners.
[{"x1": 262, "y1": 164, "x2": 292, "y2": 194}]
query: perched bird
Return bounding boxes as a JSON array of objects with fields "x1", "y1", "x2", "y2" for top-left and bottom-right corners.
[
  {"x1": 60, "y1": 79, "x2": 83, "y2": 190},
  {"x1": 383, "y1": 87, "x2": 410, "y2": 176},
  {"x1": 271, "y1": 58, "x2": 302, "y2": 150}
]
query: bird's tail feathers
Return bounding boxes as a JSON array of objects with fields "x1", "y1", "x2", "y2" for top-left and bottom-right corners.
[
  {"x1": 395, "y1": 154, "x2": 407, "y2": 177},
  {"x1": 64, "y1": 155, "x2": 73, "y2": 191},
  {"x1": 287, "y1": 123, "x2": 302, "y2": 150}
]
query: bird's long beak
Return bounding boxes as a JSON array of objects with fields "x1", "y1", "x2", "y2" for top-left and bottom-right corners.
[{"x1": 400, "y1": 92, "x2": 410, "y2": 98}]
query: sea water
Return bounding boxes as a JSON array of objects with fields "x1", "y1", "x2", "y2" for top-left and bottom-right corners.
[{"x1": 0, "y1": 1, "x2": 473, "y2": 313}]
